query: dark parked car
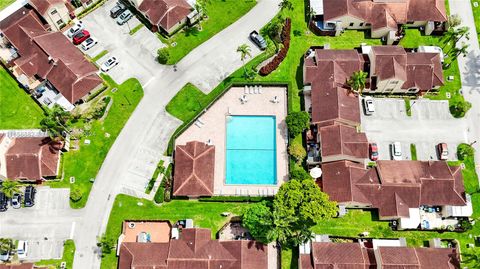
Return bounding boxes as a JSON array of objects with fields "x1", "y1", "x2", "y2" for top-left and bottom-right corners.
[
  {"x1": 24, "y1": 186, "x2": 36, "y2": 207},
  {"x1": 73, "y1": 30, "x2": 90, "y2": 45},
  {"x1": 249, "y1": 30, "x2": 267, "y2": 50},
  {"x1": 110, "y1": 2, "x2": 126, "y2": 18},
  {"x1": 0, "y1": 192, "x2": 7, "y2": 212}
]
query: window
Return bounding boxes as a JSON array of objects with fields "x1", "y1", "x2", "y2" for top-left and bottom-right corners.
[
  {"x1": 366, "y1": 23, "x2": 371, "y2": 26},
  {"x1": 50, "y1": 9, "x2": 57, "y2": 15},
  {"x1": 349, "y1": 22, "x2": 354, "y2": 27},
  {"x1": 408, "y1": 88, "x2": 417, "y2": 92},
  {"x1": 56, "y1": 19, "x2": 63, "y2": 25},
  {"x1": 359, "y1": 23, "x2": 364, "y2": 27}
]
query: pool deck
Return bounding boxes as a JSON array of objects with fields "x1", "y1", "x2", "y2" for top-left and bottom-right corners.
[{"x1": 175, "y1": 86, "x2": 289, "y2": 196}]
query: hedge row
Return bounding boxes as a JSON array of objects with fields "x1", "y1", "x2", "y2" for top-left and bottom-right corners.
[{"x1": 259, "y1": 18, "x2": 291, "y2": 76}]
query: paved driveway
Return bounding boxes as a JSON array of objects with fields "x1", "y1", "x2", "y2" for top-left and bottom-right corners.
[
  {"x1": 0, "y1": 187, "x2": 82, "y2": 261},
  {"x1": 361, "y1": 98, "x2": 468, "y2": 161},
  {"x1": 80, "y1": 0, "x2": 164, "y2": 85}
]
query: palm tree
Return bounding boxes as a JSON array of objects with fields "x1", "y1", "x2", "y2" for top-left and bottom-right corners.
[
  {"x1": 279, "y1": 0, "x2": 293, "y2": 10},
  {"x1": 447, "y1": 14, "x2": 462, "y2": 29},
  {"x1": 237, "y1": 44, "x2": 252, "y2": 78},
  {"x1": 1, "y1": 180, "x2": 20, "y2": 198},
  {"x1": 40, "y1": 104, "x2": 72, "y2": 141},
  {"x1": 0, "y1": 238, "x2": 13, "y2": 255},
  {"x1": 347, "y1": 70, "x2": 368, "y2": 95}
]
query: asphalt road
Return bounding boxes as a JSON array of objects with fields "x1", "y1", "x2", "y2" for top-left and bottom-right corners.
[
  {"x1": 361, "y1": 98, "x2": 468, "y2": 161},
  {"x1": 72, "y1": 0, "x2": 281, "y2": 268}
]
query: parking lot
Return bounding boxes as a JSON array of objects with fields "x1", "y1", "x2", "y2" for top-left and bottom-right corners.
[
  {"x1": 0, "y1": 187, "x2": 82, "y2": 261},
  {"x1": 361, "y1": 98, "x2": 469, "y2": 161},
  {"x1": 68, "y1": 0, "x2": 165, "y2": 85}
]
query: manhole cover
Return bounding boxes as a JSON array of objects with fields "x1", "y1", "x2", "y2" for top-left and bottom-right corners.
[{"x1": 70, "y1": 177, "x2": 75, "y2": 183}]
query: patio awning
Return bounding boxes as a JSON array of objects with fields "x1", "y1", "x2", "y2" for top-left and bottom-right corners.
[{"x1": 398, "y1": 208, "x2": 421, "y2": 230}]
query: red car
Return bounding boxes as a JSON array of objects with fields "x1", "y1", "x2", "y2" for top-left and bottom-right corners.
[
  {"x1": 73, "y1": 30, "x2": 90, "y2": 45},
  {"x1": 369, "y1": 143, "x2": 379, "y2": 161}
]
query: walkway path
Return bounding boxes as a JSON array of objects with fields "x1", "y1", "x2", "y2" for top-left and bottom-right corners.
[
  {"x1": 72, "y1": 1, "x2": 280, "y2": 268},
  {"x1": 449, "y1": 0, "x2": 480, "y2": 177}
]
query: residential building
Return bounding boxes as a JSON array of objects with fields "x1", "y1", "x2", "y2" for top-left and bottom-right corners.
[
  {"x1": 0, "y1": 134, "x2": 62, "y2": 181},
  {"x1": 117, "y1": 221, "x2": 273, "y2": 269},
  {"x1": 318, "y1": 124, "x2": 368, "y2": 163},
  {"x1": 29, "y1": 0, "x2": 72, "y2": 31},
  {"x1": 173, "y1": 141, "x2": 215, "y2": 197},
  {"x1": 128, "y1": 0, "x2": 197, "y2": 35},
  {"x1": 309, "y1": 0, "x2": 447, "y2": 44},
  {"x1": 321, "y1": 160, "x2": 472, "y2": 229},
  {"x1": 0, "y1": 7, "x2": 103, "y2": 111},
  {"x1": 299, "y1": 236, "x2": 460, "y2": 269}
]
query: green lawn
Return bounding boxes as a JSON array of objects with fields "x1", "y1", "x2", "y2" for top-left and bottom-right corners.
[
  {"x1": 471, "y1": 0, "x2": 480, "y2": 45},
  {"x1": 101, "y1": 194, "x2": 250, "y2": 269},
  {"x1": 0, "y1": 0, "x2": 15, "y2": 11},
  {"x1": 0, "y1": 66, "x2": 44, "y2": 129},
  {"x1": 36, "y1": 240, "x2": 75, "y2": 268},
  {"x1": 158, "y1": 0, "x2": 257, "y2": 64},
  {"x1": 48, "y1": 76, "x2": 144, "y2": 208},
  {"x1": 410, "y1": 144, "x2": 417, "y2": 160},
  {"x1": 166, "y1": 83, "x2": 208, "y2": 122}
]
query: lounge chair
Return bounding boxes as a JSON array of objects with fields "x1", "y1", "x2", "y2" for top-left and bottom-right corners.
[
  {"x1": 259, "y1": 86, "x2": 263, "y2": 94},
  {"x1": 244, "y1": 85, "x2": 248, "y2": 94},
  {"x1": 194, "y1": 120, "x2": 203, "y2": 128},
  {"x1": 254, "y1": 86, "x2": 259, "y2": 94},
  {"x1": 197, "y1": 118, "x2": 205, "y2": 125},
  {"x1": 249, "y1": 87, "x2": 253, "y2": 94}
]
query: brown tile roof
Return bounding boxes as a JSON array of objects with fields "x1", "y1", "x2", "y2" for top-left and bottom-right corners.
[
  {"x1": 319, "y1": 124, "x2": 368, "y2": 161},
  {"x1": 0, "y1": 8, "x2": 102, "y2": 104},
  {"x1": 118, "y1": 228, "x2": 268, "y2": 269},
  {"x1": 371, "y1": 46, "x2": 408, "y2": 81},
  {"x1": 304, "y1": 49, "x2": 363, "y2": 126},
  {"x1": 323, "y1": 0, "x2": 447, "y2": 31},
  {"x1": 310, "y1": 242, "x2": 373, "y2": 268},
  {"x1": 173, "y1": 141, "x2": 215, "y2": 197},
  {"x1": 305, "y1": 242, "x2": 459, "y2": 269},
  {"x1": 29, "y1": 0, "x2": 65, "y2": 16},
  {"x1": 5, "y1": 137, "x2": 61, "y2": 180},
  {"x1": 138, "y1": 0, "x2": 192, "y2": 32},
  {"x1": 403, "y1": 52, "x2": 444, "y2": 91},
  {"x1": 321, "y1": 160, "x2": 467, "y2": 218}
]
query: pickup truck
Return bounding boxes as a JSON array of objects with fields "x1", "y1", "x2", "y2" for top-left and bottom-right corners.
[{"x1": 249, "y1": 30, "x2": 267, "y2": 50}]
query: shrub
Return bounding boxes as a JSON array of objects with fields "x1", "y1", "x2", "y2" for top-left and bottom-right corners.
[
  {"x1": 157, "y1": 48, "x2": 170, "y2": 64},
  {"x1": 259, "y1": 18, "x2": 291, "y2": 76},
  {"x1": 290, "y1": 167, "x2": 311, "y2": 180},
  {"x1": 286, "y1": 111, "x2": 310, "y2": 137},
  {"x1": 289, "y1": 143, "x2": 307, "y2": 164},
  {"x1": 70, "y1": 186, "x2": 83, "y2": 202},
  {"x1": 154, "y1": 178, "x2": 165, "y2": 204},
  {"x1": 457, "y1": 143, "x2": 474, "y2": 160},
  {"x1": 450, "y1": 100, "x2": 471, "y2": 118}
]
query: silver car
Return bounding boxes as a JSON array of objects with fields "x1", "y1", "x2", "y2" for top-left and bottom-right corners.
[
  {"x1": 67, "y1": 21, "x2": 84, "y2": 38},
  {"x1": 10, "y1": 193, "x2": 21, "y2": 209},
  {"x1": 101, "y1": 56, "x2": 119, "y2": 72},
  {"x1": 116, "y1": 10, "x2": 133, "y2": 25}
]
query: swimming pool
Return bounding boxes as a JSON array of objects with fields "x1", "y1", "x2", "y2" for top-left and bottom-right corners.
[{"x1": 225, "y1": 115, "x2": 277, "y2": 185}]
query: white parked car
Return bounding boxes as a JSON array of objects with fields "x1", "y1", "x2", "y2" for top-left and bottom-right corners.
[
  {"x1": 100, "y1": 56, "x2": 119, "y2": 72},
  {"x1": 391, "y1": 142, "x2": 402, "y2": 160},
  {"x1": 17, "y1": 240, "x2": 27, "y2": 259},
  {"x1": 81, "y1": 37, "x2": 98, "y2": 51},
  {"x1": 66, "y1": 21, "x2": 84, "y2": 38},
  {"x1": 363, "y1": 96, "x2": 375, "y2": 115}
]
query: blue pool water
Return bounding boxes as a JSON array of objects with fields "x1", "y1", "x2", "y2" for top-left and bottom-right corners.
[{"x1": 225, "y1": 116, "x2": 277, "y2": 185}]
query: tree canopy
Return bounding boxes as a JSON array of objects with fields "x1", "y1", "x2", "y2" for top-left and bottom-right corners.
[
  {"x1": 285, "y1": 111, "x2": 310, "y2": 137},
  {"x1": 347, "y1": 70, "x2": 368, "y2": 94},
  {"x1": 1, "y1": 180, "x2": 20, "y2": 198},
  {"x1": 242, "y1": 201, "x2": 274, "y2": 244},
  {"x1": 40, "y1": 104, "x2": 72, "y2": 140},
  {"x1": 242, "y1": 179, "x2": 337, "y2": 247}
]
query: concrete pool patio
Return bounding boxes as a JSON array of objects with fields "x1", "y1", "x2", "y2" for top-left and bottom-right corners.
[{"x1": 175, "y1": 85, "x2": 289, "y2": 196}]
